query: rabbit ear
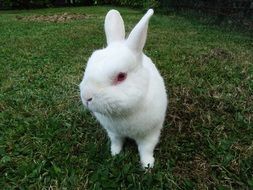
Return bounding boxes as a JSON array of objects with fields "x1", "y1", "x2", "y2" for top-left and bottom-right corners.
[
  {"x1": 126, "y1": 9, "x2": 154, "y2": 54},
  {"x1": 105, "y1": 10, "x2": 125, "y2": 45}
]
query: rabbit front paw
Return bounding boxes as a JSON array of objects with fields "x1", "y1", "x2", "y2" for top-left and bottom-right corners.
[
  {"x1": 141, "y1": 154, "x2": 155, "y2": 168},
  {"x1": 111, "y1": 143, "x2": 122, "y2": 156}
]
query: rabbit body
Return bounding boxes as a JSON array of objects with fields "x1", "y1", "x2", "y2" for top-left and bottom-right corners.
[
  {"x1": 94, "y1": 54, "x2": 166, "y2": 138},
  {"x1": 80, "y1": 9, "x2": 167, "y2": 168}
]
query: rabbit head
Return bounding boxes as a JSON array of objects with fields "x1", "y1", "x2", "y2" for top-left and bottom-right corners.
[{"x1": 80, "y1": 9, "x2": 154, "y2": 116}]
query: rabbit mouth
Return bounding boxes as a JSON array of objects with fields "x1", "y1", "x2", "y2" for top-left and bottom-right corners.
[
  {"x1": 87, "y1": 100, "x2": 128, "y2": 117},
  {"x1": 90, "y1": 104, "x2": 116, "y2": 115}
]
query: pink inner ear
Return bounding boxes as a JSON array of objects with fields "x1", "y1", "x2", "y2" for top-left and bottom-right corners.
[{"x1": 113, "y1": 72, "x2": 127, "y2": 85}]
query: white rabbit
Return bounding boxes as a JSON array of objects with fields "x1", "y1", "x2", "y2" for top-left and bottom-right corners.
[{"x1": 80, "y1": 9, "x2": 167, "y2": 168}]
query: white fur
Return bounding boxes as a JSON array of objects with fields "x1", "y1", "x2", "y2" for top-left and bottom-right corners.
[{"x1": 80, "y1": 9, "x2": 167, "y2": 168}]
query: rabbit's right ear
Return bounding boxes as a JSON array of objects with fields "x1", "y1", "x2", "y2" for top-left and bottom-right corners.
[{"x1": 105, "y1": 10, "x2": 125, "y2": 45}]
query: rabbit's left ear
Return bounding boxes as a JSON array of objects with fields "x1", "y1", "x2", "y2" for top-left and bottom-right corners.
[
  {"x1": 126, "y1": 9, "x2": 154, "y2": 54},
  {"x1": 105, "y1": 10, "x2": 125, "y2": 45}
]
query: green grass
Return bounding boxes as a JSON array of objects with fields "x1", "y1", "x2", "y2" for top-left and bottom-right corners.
[{"x1": 0, "y1": 6, "x2": 252, "y2": 189}]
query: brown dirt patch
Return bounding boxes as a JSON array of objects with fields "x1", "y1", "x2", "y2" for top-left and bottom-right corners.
[
  {"x1": 173, "y1": 154, "x2": 212, "y2": 186},
  {"x1": 16, "y1": 12, "x2": 89, "y2": 23},
  {"x1": 199, "y1": 48, "x2": 233, "y2": 64}
]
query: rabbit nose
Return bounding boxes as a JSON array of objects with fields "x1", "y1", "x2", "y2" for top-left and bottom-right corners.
[
  {"x1": 86, "y1": 97, "x2": 93, "y2": 102},
  {"x1": 85, "y1": 97, "x2": 93, "y2": 107}
]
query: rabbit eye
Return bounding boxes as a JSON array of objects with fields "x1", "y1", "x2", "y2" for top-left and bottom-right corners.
[{"x1": 114, "y1": 72, "x2": 127, "y2": 84}]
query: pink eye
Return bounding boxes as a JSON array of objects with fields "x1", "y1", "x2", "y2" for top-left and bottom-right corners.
[{"x1": 114, "y1": 72, "x2": 127, "y2": 84}]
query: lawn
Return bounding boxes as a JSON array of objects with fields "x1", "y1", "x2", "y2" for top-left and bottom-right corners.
[{"x1": 0, "y1": 6, "x2": 252, "y2": 189}]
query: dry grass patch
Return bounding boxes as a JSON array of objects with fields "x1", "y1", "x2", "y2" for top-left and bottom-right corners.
[{"x1": 16, "y1": 12, "x2": 89, "y2": 23}]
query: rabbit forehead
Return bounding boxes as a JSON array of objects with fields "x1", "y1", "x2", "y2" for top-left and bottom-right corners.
[{"x1": 85, "y1": 45, "x2": 137, "y2": 79}]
